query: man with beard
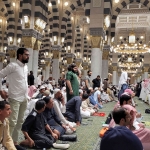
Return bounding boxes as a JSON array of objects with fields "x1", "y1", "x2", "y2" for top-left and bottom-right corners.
[
  {"x1": 0, "y1": 48, "x2": 29, "y2": 149},
  {"x1": 85, "y1": 70, "x2": 92, "y2": 90},
  {"x1": 92, "y1": 75, "x2": 101, "y2": 90},
  {"x1": 66, "y1": 63, "x2": 79, "y2": 101}
]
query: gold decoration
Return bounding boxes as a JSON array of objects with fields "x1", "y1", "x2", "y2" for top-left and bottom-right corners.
[
  {"x1": 83, "y1": 65, "x2": 87, "y2": 70},
  {"x1": 102, "y1": 51, "x2": 109, "y2": 60},
  {"x1": 45, "y1": 61, "x2": 50, "y2": 67},
  {"x1": 66, "y1": 57, "x2": 73, "y2": 64},
  {"x1": 52, "y1": 50, "x2": 60, "y2": 59},
  {"x1": 112, "y1": 66, "x2": 117, "y2": 71},
  {"x1": 8, "y1": 50, "x2": 16, "y2": 58},
  {"x1": 0, "y1": 56, "x2": 4, "y2": 62},
  {"x1": 144, "y1": 67, "x2": 149, "y2": 72},
  {"x1": 34, "y1": 40, "x2": 42, "y2": 50},
  {"x1": 91, "y1": 36, "x2": 101, "y2": 48},
  {"x1": 108, "y1": 66, "x2": 113, "y2": 73},
  {"x1": 22, "y1": 36, "x2": 36, "y2": 49},
  {"x1": 76, "y1": 61, "x2": 81, "y2": 67}
]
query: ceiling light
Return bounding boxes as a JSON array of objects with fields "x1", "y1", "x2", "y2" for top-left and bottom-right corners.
[
  {"x1": 120, "y1": 36, "x2": 123, "y2": 39},
  {"x1": 115, "y1": 0, "x2": 119, "y2": 3},
  {"x1": 24, "y1": 16, "x2": 29, "y2": 23},
  {"x1": 0, "y1": 19, "x2": 2, "y2": 22},
  {"x1": 49, "y1": 3, "x2": 52, "y2": 6},
  {"x1": 64, "y1": 2, "x2": 68, "y2": 6},
  {"x1": 140, "y1": 36, "x2": 144, "y2": 39},
  {"x1": 13, "y1": 2, "x2": 15, "y2": 6},
  {"x1": 58, "y1": 0, "x2": 60, "y2": 4},
  {"x1": 71, "y1": 17, "x2": 74, "y2": 20}
]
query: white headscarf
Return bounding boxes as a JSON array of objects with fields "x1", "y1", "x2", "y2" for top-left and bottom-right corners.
[{"x1": 118, "y1": 72, "x2": 128, "y2": 90}]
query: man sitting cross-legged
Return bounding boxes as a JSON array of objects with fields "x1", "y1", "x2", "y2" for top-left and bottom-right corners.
[
  {"x1": 43, "y1": 96, "x2": 66, "y2": 138},
  {"x1": 20, "y1": 100, "x2": 70, "y2": 149},
  {"x1": 100, "y1": 107, "x2": 143, "y2": 150}
]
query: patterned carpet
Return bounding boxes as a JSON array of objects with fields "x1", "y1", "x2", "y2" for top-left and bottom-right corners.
[{"x1": 19, "y1": 97, "x2": 150, "y2": 150}]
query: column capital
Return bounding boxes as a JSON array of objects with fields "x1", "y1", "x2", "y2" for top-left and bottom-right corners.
[
  {"x1": 8, "y1": 50, "x2": 16, "y2": 58},
  {"x1": 91, "y1": 36, "x2": 104, "y2": 49},
  {"x1": 34, "y1": 40, "x2": 42, "y2": 50},
  {"x1": 52, "y1": 46, "x2": 61, "y2": 59},
  {"x1": 112, "y1": 66, "x2": 117, "y2": 71},
  {"x1": 22, "y1": 29, "x2": 43, "y2": 41},
  {"x1": 90, "y1": 27, "x2": 105, "y2": 39},
  {"x1": 22, "y1": 36, "x2": 36, "y2": 49},
  {"x1": 0, "y1": 52, "x2": 5, "y2": 62},
  {"x1": 82, "y1": 62, "x2": 89, "y2": 70},
  {"x1": 102, "y1": 50, "x2": 109, "y2": 60},
  {"x1": 143, "y1": 66, "x2": 149, "y2": 72},
  {"x1": 66, "y1": 53, "x2": 75, "y2": 64},
  {"x1": 75, "y1": 58, "x2": 82, "y2": 67}
]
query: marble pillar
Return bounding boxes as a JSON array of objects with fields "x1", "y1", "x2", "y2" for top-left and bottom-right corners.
[
  {"x1": 90, "y1": 29, "x2": 104, "y2": 81},
  {"x1": 27, "y1": 48, "x2": 33, "y2": 72},
  {"x1": 102, "y1": 46, "x2": 109, "y2": 80},
  {"x1": 112, "y1": 66, "x2": 117, "y2": 85},
  {"x1": 45, "y1": 62, "x2": 50, "y2": 81},
  {"x1": 32, "y1": 50, "x2": 39, "y2": 80},
  {"x1": 113, "y1": 71, "x2": 117, "y2": 85},
  {"x1": 42, "y1": 68, "x2": 46, "y2": 81},
  {"x1": 144, "y1": 72, "x2": 148, "y2": 79},
  {"x1": 102, "y1": 60, "x2": 108, "y2": 80},
  {"x1": 52, "y1": 59, "x2": 59, "y2": 84},
  {"x1": 52, "y1": 46, "x2": 61, "y2": 84},
  {"x1": 91, "y1": 48, "x2": 102, "y2": 80}
]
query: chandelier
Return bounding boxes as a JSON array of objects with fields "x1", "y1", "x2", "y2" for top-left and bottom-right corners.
[
  {"x1": 129, "y1": 31, "x2": 135, "y2": 44},
  {"x1": 119, "y1": 62, "x2": 142, "y2": 68},
  {"x1": 114, "y1": 43, "x2": 150, "y2": 54}
]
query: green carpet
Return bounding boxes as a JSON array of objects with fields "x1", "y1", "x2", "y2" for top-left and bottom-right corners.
[{"x1": 19, "y1": 97, "x2": 150, "y2": 150}]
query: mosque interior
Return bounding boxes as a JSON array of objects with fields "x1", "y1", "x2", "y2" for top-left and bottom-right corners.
[
  {"x1": 1, "y1": 0, "x2": 150, "y2": 149},
  {"x1": 0, "y1": 0, "x2": 150, "y2": 84}
]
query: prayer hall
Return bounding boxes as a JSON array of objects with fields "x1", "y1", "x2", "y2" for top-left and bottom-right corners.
[{"x1": 0, "y1": 0, "x2": 150, "y2": 150}]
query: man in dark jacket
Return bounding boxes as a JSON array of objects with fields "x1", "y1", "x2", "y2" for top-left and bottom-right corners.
[{"x1": 92, "y1": 75, "x2": 101, "y2": 89}]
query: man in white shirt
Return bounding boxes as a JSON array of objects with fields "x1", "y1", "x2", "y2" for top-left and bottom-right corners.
[{"x1": 0, "y1": 48, "x2": 29, "y2": 147}]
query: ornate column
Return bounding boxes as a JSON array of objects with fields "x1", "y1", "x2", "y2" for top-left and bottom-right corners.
[
  {"x1": 102, "y1": 45, "x2": 109, "y2": 80},
  {"x1": 82, "y1": 62, "x2": 88, "y2": 79},
  {"x1": 90, "y1": 28, "x2": 105, "y2": 80},
  {"x1": 22, "y1": 36, "x2": 36, "y2": 72},
  {"x1": 33, "y1": 40, "x2": 41, "y2": 80},
  {"x1": 143, "y1": 66, "x2": 149, "y2": 79},
  {"x1": 112, "y1": 66, "x2": 118, "y2": 85},
  {"x1": 0, "y1": 52, "x2": 5, "y2": 70},
  {"x1": 75, "y1": 58, "x2": 82, "y2": 68},
  {"x1": 52, "y1": 45, "x2": 61, "y2": 84},
  {"x1": 7, "y1": 46, "x2": 18, "y2": 62},
  {"x1": 42, "y1": 66, "x2": 46, "y2": 81},
  {"x1": 45, "y1": 59, "x2": 51, "y2": 81},
  {"x1": 66, "y1": 53, "x2": 75, "y2": 65}
]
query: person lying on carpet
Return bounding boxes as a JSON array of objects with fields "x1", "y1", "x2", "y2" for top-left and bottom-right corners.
[
  {"x1": 20, "y1": 100, "x2": 70, "y2": 149},
  {"x1": 100, "y1": 107, "x2": 143, "y2": 150}
]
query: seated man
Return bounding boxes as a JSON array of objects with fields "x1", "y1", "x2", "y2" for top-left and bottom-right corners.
[
  {"x1": 53, "y1": 89, "x2": 76, "y2": 128},
  {"x1": 0, "y1": 100, "x2": 16, "y2": 150},
  {"x1": 21, "y1": 100, "x2": 70, "y2": 149},
  {"x1": 64, "y1": 93, "x2": 89, "y2": 126},
  {"x1": 100, "y1": 107, "x2": 143, "y2": 150},
  {"x1": 43, "y1": 96, "x2": 66, "y2": 138},
  {"x1": 35, "y1": 85, "x2": 45, "y2": 99}
]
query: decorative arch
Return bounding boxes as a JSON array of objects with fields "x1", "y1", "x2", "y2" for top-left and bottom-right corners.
[{"x1": 111, "y1": 0, "x2": 150, "y2": 37}]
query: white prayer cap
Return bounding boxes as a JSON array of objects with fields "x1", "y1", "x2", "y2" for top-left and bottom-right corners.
[
  {"x1": 94, "y1": 87, "x2": 98, "y2": 91},
  {"x1": 79, "y1": 89, "x2": 83, "y2": 94},
  {"x1": 43, "y1": 90, "x2": 50, "y2": 96},
  {"x1": 54, "y1": 88, "x2": 61, "y2": 95},
  {"x1": 40, "y1": 85, "x2": 45, "y2": 90}
]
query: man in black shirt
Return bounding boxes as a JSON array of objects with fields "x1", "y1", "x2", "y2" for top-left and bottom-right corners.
[
  {"x1": 92, "y1": 75, "x2": 101, "y2": 89},
  {"x1": 21, "y1": 100, "x2": 57, "y2": 149},
  {"x1": 28, "y1": 71, "x2": 34, "y2": 86}
]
